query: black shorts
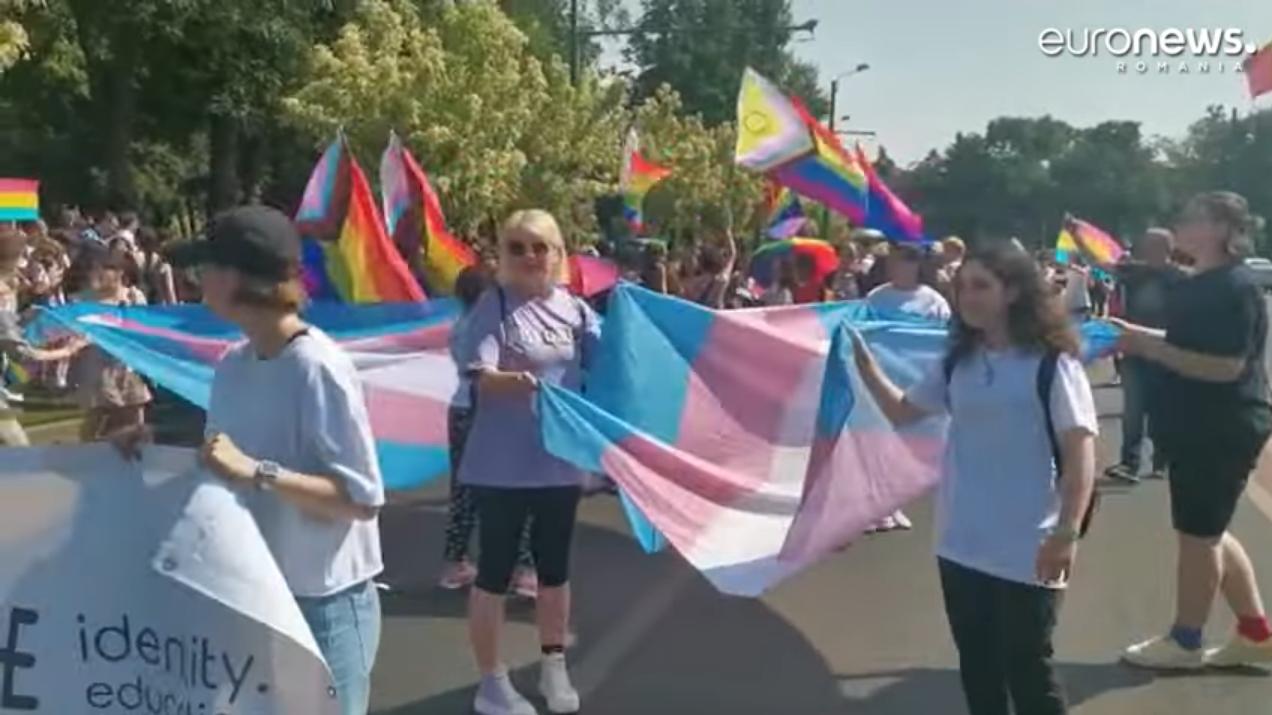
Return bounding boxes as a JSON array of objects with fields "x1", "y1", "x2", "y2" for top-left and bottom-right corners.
[
  {"x1": 1168, "y1": 452, "x2": 1254, "y2": 538},
  {"x1": 472, "y1": 486, "x2": 581, "y2": 594}
]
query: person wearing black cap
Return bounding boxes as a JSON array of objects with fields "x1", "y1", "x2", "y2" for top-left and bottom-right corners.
[{"x1": 122, "y1": 206, "x2": 385, "y2": 714}]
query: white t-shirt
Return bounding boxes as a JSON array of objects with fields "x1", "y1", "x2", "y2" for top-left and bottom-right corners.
[
  {"x1": 206, "y1": 328, "x2": 385, "y2": 597},
  {"x1": 906, "y1": 349, "x2": 1098, "y2": 588},
  {"x1": 867, "y1": 283, "x2": 952, "y2": 322},
  {"x1": 1063, "y1": 268, "x2": 1091, "y2": 314}
]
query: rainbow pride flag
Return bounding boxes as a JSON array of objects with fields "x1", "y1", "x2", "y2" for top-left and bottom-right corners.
[
  {"x1": 380, "y1": 132, "x2": 476, "y2": 296},
  {"x1": 1057, "y1": 216, "x2": 1124, "y2": 266},
  {"x1": 620, "y1": 129, "x2": 671, "y2": 235},
  {"x1": 736, "y1": 68, "x2": 870, "y2": 226},
  {"x1": 0, "y1": 178, "x2": 38, "y2": 222},
  {"x1": 854, "y1": 144, "x2": 927, "y2": 244},
  {"x1": 295, "y1": 135, "x2": 425, "y2": 304},
  {"x1": 764, "y1": 182, "x2": 807, "y2": 239}
]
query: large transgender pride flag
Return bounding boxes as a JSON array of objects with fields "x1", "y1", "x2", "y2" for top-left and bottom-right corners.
[
  {"x1": 31, "y1": 301, "x2": 461, "y2": 491},
  {"x1": 539, "y1": 284, "x2": 1119, "y2": 596},
  {"x1": 537, "y1": 285, "x2": 953, "y2": 596},
  {"x1": 32, "y1": 286, "x2": 1119, "y2": 596}
]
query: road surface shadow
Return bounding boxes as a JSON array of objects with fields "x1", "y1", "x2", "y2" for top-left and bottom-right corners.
[
  {"x1": 373, "y1": 493, "x2": 850, "y2": 714},
  {"x1": 837, "y1": 662, "x2": 1157, "y2": 713}
]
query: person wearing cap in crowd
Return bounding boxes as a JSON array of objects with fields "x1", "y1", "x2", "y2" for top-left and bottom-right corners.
[{"x1": 114, "y1": 206, "x2": 386, "y2": 714}]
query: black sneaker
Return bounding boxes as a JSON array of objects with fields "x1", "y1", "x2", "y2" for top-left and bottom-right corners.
[{"x1": 1104, "y1": 464, "x2": 1140, "y2": 484}]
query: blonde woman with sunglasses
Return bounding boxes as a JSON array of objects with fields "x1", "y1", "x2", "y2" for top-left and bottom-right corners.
[{"x1": 454, "y1": 210, "x2": 601, "y2": 715}]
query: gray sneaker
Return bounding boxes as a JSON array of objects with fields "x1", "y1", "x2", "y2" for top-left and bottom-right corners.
[
  {"x1": 1104, "y1": 464, "x2": 1140, "y2": 484},
  {"x1": 475, "y1": 670, "x2": 538, "y2": 715}
]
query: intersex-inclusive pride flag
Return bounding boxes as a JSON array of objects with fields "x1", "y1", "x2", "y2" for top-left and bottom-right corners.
[
  {"x1": 1245, "y1": 39, "x2": 1272, "y2": 99},
  {"x1": 380, "y1": 132, "x2": 476, "y2": 296},
  {"x1": 735, "y1": 68, "x2": 927, "y2": 242},
  {"x1": 295, "y1": 135, "x2": 425, "y2": 303},
  {"x1": 0, "y1": 178, "x2": 39, "y2": 221},
  {"x1": 1057, "y1": 216, "x2": 1124, "y2": 266},
  {"x1": 31, "y1": 300, "x2": 461, "y2": 490},
  {"x1": 620, "y1": 129, "x2": 671, "y2": 235},
  {"x1": 763, "y1": 182, "x2": 807, "y2": 239}
]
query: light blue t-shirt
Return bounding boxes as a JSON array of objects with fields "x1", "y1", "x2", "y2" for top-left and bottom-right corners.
[
  {"x1": 906, "y1": 348, "x2": 1098, "y2": 588},
  {"x1": 867, "y1": 284, "x2": 951, "y2": 322},
  {"x1": 455, "y1": 285, "x2": 601, "y2": 488},
  {"x1": 206, "y1": 328, "x2": 384, "y2": 597}
]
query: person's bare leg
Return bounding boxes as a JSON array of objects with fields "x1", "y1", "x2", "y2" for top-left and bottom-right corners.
[
  {"x1": 537, "y1": 583, "x2": 570, "y2": 647},
  {"x1": 1174, "y1": 532, "x2": 1222, "y2": 630},
  {"x1": 469, "y1": 587, "x2": 506, "y2": 675},
  {"x1": 1219, "y1": 533, "x2": 1266, "y2": 618}
]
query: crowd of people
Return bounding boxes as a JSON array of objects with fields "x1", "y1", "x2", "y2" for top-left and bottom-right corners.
[{"x1": 0, "y1": 188, "x2": 1270, "y2": 715}]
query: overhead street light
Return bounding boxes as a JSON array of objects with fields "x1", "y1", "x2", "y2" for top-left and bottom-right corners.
[{"x1": 829, "y1": 63, "x2": 871, "y2": 134}]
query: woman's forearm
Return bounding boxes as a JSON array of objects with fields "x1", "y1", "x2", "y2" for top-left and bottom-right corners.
[
  {"x1": 476, "y1": 369, "x2": 537, "y2": 397},
  {"x1": 271, "y1": 467, "x2": 377, "y2": 522},
  {"x1": 1056, "y1": 432, "x2": 1096, "y2": 533},
  {"x1": 1140, "y1": 333, "x2": 1245, "y2": 383},
  {"x1": 855, "y1": 349, "x2": 928, "y2": 426}
]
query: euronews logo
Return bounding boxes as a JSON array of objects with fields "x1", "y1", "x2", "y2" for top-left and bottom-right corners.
[{"x1": 1039, "y1": 28, "x2": 1260, "y2": 75}]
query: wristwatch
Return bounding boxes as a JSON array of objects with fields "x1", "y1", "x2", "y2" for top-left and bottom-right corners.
[{"x1": 253, "y1": 460, "x2": 282, "y2": 491}]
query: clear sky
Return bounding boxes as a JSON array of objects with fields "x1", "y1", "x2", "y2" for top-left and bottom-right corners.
[{"x1": 599, "y1": 0, "x2": 1272, "y2": 164}]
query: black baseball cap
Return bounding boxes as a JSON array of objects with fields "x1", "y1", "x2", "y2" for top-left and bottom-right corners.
[{"x1": 165, "y1": 206, "x2": 301, "y2": 280}]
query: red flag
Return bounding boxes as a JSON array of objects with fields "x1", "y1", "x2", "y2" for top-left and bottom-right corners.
[{"x1": 1245, "y1": 41, "x2": 1272, "y2": 99}]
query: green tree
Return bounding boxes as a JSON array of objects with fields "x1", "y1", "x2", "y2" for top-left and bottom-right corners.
[
  {"x1": 627, "y1": 0, "x2": 826, "y2": 126},
  {"x1": 283, "y1": 0, "x2": 630, "y2": 240}
]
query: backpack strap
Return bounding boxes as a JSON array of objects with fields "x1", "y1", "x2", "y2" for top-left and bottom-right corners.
[
  {"x1": 1037, "y1": 350, "x2": 1098, "y2": 537},
  {"x1": 1036, "y1": 350, "x2": 1062, "y2": 481}
]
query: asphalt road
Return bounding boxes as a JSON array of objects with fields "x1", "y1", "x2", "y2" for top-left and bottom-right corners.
[{"x1": 368, "y1": 358, "x2": 1272, "y2": 714}]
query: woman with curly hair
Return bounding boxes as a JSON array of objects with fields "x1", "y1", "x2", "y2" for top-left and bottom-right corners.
[{"x1": 853, "y1": 242, "x2": 1098, "y2": 714}]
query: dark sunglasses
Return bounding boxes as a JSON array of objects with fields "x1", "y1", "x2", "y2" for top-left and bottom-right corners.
[{"x1": 505, "y1": 241, "x2": 552, "y2": 258}]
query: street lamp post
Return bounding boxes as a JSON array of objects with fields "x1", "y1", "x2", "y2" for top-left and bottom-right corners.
[{"x1": 828, "y1": 63, "x2": 870, "y2": 134}]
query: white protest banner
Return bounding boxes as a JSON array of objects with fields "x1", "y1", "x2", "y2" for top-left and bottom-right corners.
[{"x1": 0, "y1": 445, "x2": 339, "y2": 715}]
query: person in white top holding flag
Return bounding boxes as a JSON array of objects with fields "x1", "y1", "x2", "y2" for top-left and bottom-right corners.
[{"x1": 116, "y1": 206, "x2": 385, "y2": 715}]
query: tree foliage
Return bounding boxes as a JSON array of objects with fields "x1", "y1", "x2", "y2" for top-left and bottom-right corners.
[{"x1": 627, "y1": 0, "x2": 827, "y2": 126}]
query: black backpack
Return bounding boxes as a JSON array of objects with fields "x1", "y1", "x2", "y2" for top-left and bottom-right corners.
[{"x1": 944, "y1": 351, "x2": 1098, "y2": 537}]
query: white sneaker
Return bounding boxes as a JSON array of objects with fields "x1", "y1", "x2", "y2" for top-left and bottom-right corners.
[
  {"x1": 538, "y1": 653, "x2": 580, "y2": 714},
  {"x1": 1205, "y1": 633, "x2": 1272, "y2": 668},
  {"x1": 1122, "y1": 635, "x2": 1206, "y2": 671},
  {"x1": 474, "y1": 670, "x2": 538, "y2": 715},
  {"x1": 892, "y1": 510, "x2": 913, "y2": 530}
]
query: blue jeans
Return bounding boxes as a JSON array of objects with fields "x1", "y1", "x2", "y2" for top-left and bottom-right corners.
[
  {"x1": 1120, "y1": 358, "x2": 1165, "y2": 472},
  {"x1": 297, "y1": 580, "x2": 382, "y2": 715}
]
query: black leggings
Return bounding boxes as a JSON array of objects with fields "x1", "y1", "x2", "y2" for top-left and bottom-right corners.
[
  {"x1": 473, "y1": 486, "x2": 582, "y2": 595},
  {"x1": 939, "y1": 559, "x2": 1067, "y2": 715}
]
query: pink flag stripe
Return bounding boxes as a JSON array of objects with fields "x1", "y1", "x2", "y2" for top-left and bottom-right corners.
[
  {"x1": 0, "y1": 178, "x2": 37, "y2": 193},
  {"x1": 364, "y1": 384, "x2": 449, "y2": 446}
]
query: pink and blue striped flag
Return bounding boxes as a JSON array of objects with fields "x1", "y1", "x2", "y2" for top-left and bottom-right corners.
[
  {"x1": 32, "y1": 286, "x2": 1120, "y2": 594},
  {"x1": 32, "y1": 300, "x2": 461, "y2": 490},
  {"x1": 538, "y1": 285, "x2": 1119, "y2": 596}
]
